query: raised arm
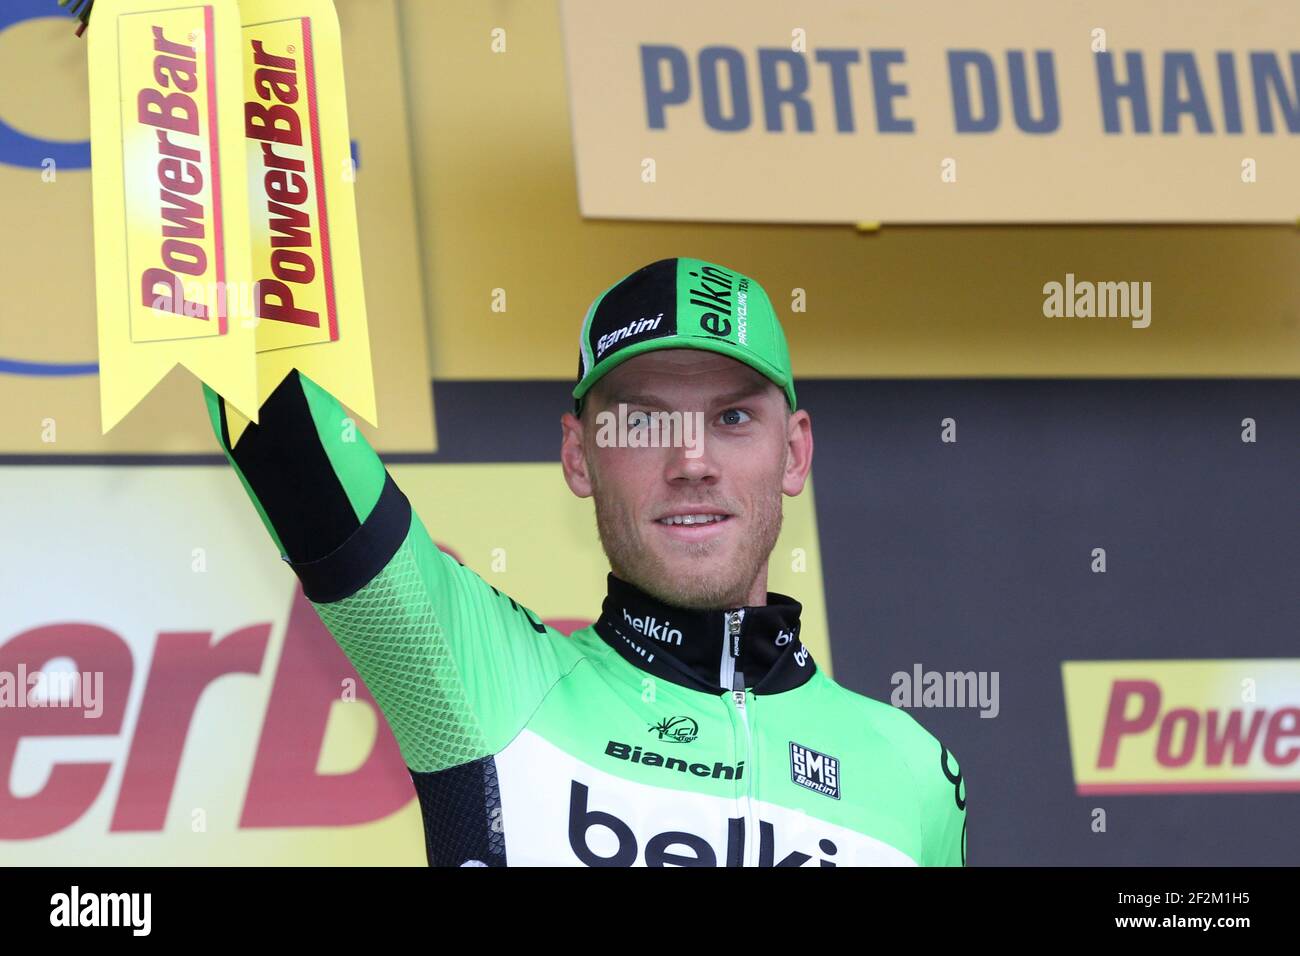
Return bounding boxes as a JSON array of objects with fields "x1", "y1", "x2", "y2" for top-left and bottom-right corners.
[
  {"x1": 203, "y1": 370, "x2": 579, "y2": 778},
  {"x1": 204, "y1": 369, "x2": 395, "y2": 596}
]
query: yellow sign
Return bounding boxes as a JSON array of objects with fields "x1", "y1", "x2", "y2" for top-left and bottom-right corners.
[
  {"x1": 90, "y1": 0, "x2": 258, "y2": 431},
  {"x1": 241, "y1": 0, "x2": 377, "y2": 426},
  {"x1": 1062, "y1": 659, "x2": 1300, "y2": 794},
  {"x1": 560, "y1": 0, "x2": 1300, "y2": 223}
]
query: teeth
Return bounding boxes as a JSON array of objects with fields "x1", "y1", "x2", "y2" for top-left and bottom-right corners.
[{"x1": 659, "y1": 514, "x2": 725, "y2": 526}]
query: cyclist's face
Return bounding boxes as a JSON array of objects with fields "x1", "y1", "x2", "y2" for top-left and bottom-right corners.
[{"x1": 562, "y1": 349, "x2": 813, "y2": 610}]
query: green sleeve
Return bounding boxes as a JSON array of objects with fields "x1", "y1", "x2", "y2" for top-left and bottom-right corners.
[
  {"x1": 312, "y1": 512, "x2": 580, "y2": 771},
  {"x1": 922, "y1": 740, "x2": 967, "y2": 866},
  {"x1": 204, "y1": 371, "x2": 578, "y2": 772},
  {"x1": 861, "y1": 699, "x2": 968, "y2": 867}
]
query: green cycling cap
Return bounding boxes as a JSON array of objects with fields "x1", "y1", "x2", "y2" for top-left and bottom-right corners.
[{"x1": 573, "y1": 257, "x2": 797, "y2": 414}]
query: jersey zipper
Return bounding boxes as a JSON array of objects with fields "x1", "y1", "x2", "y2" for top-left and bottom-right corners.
[{"x1": 723, "y1": 609, "x2": 757, "y2": 867}]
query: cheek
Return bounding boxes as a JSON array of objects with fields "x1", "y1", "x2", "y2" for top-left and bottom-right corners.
[
  {"x1": 592, "y1": 449, "x2": 654, "y2": 509},
  {"x1": 724, "y1": 441, "x2": 785, "y2": 496}
]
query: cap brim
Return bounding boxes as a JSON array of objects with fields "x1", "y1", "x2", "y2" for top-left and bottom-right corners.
[{"x1": 573, "y1": 338, "x2": 796, "y2": 410}]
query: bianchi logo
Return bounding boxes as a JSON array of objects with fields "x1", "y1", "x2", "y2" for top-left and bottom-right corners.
[
  {"x1": 790, "y1": 742, "x2": 840, "y2": 800},
  {"x1": 606, "y1": 740, "x2": 741, "y2": 779},
  {"x1": 649, "y1": 715, "x2": 699, "y2": 743}
]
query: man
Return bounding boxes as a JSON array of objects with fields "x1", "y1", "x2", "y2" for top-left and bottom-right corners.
[{"x1": 205, "y1": 256, "x2": 967, "y2": 866}]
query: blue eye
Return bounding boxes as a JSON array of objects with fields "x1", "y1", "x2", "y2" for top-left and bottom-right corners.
[
  {"x1": 719, "y1": 408, "x2": 751, "y2": 426},
  {"x1": 628, "y1": 410, "x2": 651, "y2": 429}
]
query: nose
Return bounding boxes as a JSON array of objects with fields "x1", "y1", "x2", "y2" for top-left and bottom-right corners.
[{"x1": 663, "y1": 416, "x2": 718, "y2": 484}]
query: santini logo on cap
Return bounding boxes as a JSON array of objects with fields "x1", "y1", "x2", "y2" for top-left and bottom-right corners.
[{"x1": 596, "y1": 313, "x2": 664, "y2": 358}]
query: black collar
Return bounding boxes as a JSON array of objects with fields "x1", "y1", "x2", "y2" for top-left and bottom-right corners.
[{"x1": 593, "y1": 573, "x2": 816, "y2": 695}]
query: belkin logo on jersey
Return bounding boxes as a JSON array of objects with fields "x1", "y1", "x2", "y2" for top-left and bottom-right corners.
[
  {"x1": 790, "y1": 742, "x2": 840, "y2": 800},
  {"x1": 621, "y1": 607, "x2": 683, "y2": 646},
  {"x1": 568, "y1": 781, "x2": 841, "y2": 866}
]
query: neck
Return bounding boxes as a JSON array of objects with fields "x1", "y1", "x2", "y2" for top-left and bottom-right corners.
[
  {"x1": 592, "y1": 573, "x2": 816, "y2": 695},
  {"x1": 742, "y1": 563, "x2": 769, "y2": 608},
  {"x1": 617, "y1": 564, "x2": 772, "y2": 611}
]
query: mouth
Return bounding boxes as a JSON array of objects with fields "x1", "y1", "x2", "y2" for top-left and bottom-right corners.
[{"x1": 652, "y1": 511, "x2": 733, "y2": 542}]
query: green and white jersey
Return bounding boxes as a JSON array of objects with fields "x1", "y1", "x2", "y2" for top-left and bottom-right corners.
[{"x1": 205, "y1": 370, "x2": 967, "y2": 867}]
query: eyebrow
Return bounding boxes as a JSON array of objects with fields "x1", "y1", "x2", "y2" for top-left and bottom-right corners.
[{"x1": 607, "y1": 382, "x2": 773, "y2": 410}]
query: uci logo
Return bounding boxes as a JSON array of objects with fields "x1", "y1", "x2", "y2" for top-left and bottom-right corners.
[{"x1": 649, "y1": 715, "x2": 699, "y2": 743}]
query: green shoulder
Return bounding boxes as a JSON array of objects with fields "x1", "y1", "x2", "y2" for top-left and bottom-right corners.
[{"x1": 821, "y1": 673, "x2": 968, "y2": 866}]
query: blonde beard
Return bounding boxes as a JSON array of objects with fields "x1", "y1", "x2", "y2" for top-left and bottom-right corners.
[{"x1": 590, "y1": 473, "x2": 784, "y2": 611}]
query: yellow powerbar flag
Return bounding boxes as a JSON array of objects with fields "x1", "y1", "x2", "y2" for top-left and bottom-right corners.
[
  {"x1": 89, "y1": 0, "x2": 259, "y2": 431},
  {"x1": 86, "y1": 0, "x2": 376, "y2": 433},
  {"x1": 240, "y1": 0, "x2": 377, "y2": 427}
]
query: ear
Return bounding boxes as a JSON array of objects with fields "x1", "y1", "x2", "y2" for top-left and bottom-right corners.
[
  {"x1": 781, "y1": 409, "x2": 814, "y2": 496},
  {"x1": 560, "y1": 410, "x2": 594, "y2": 497}
]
